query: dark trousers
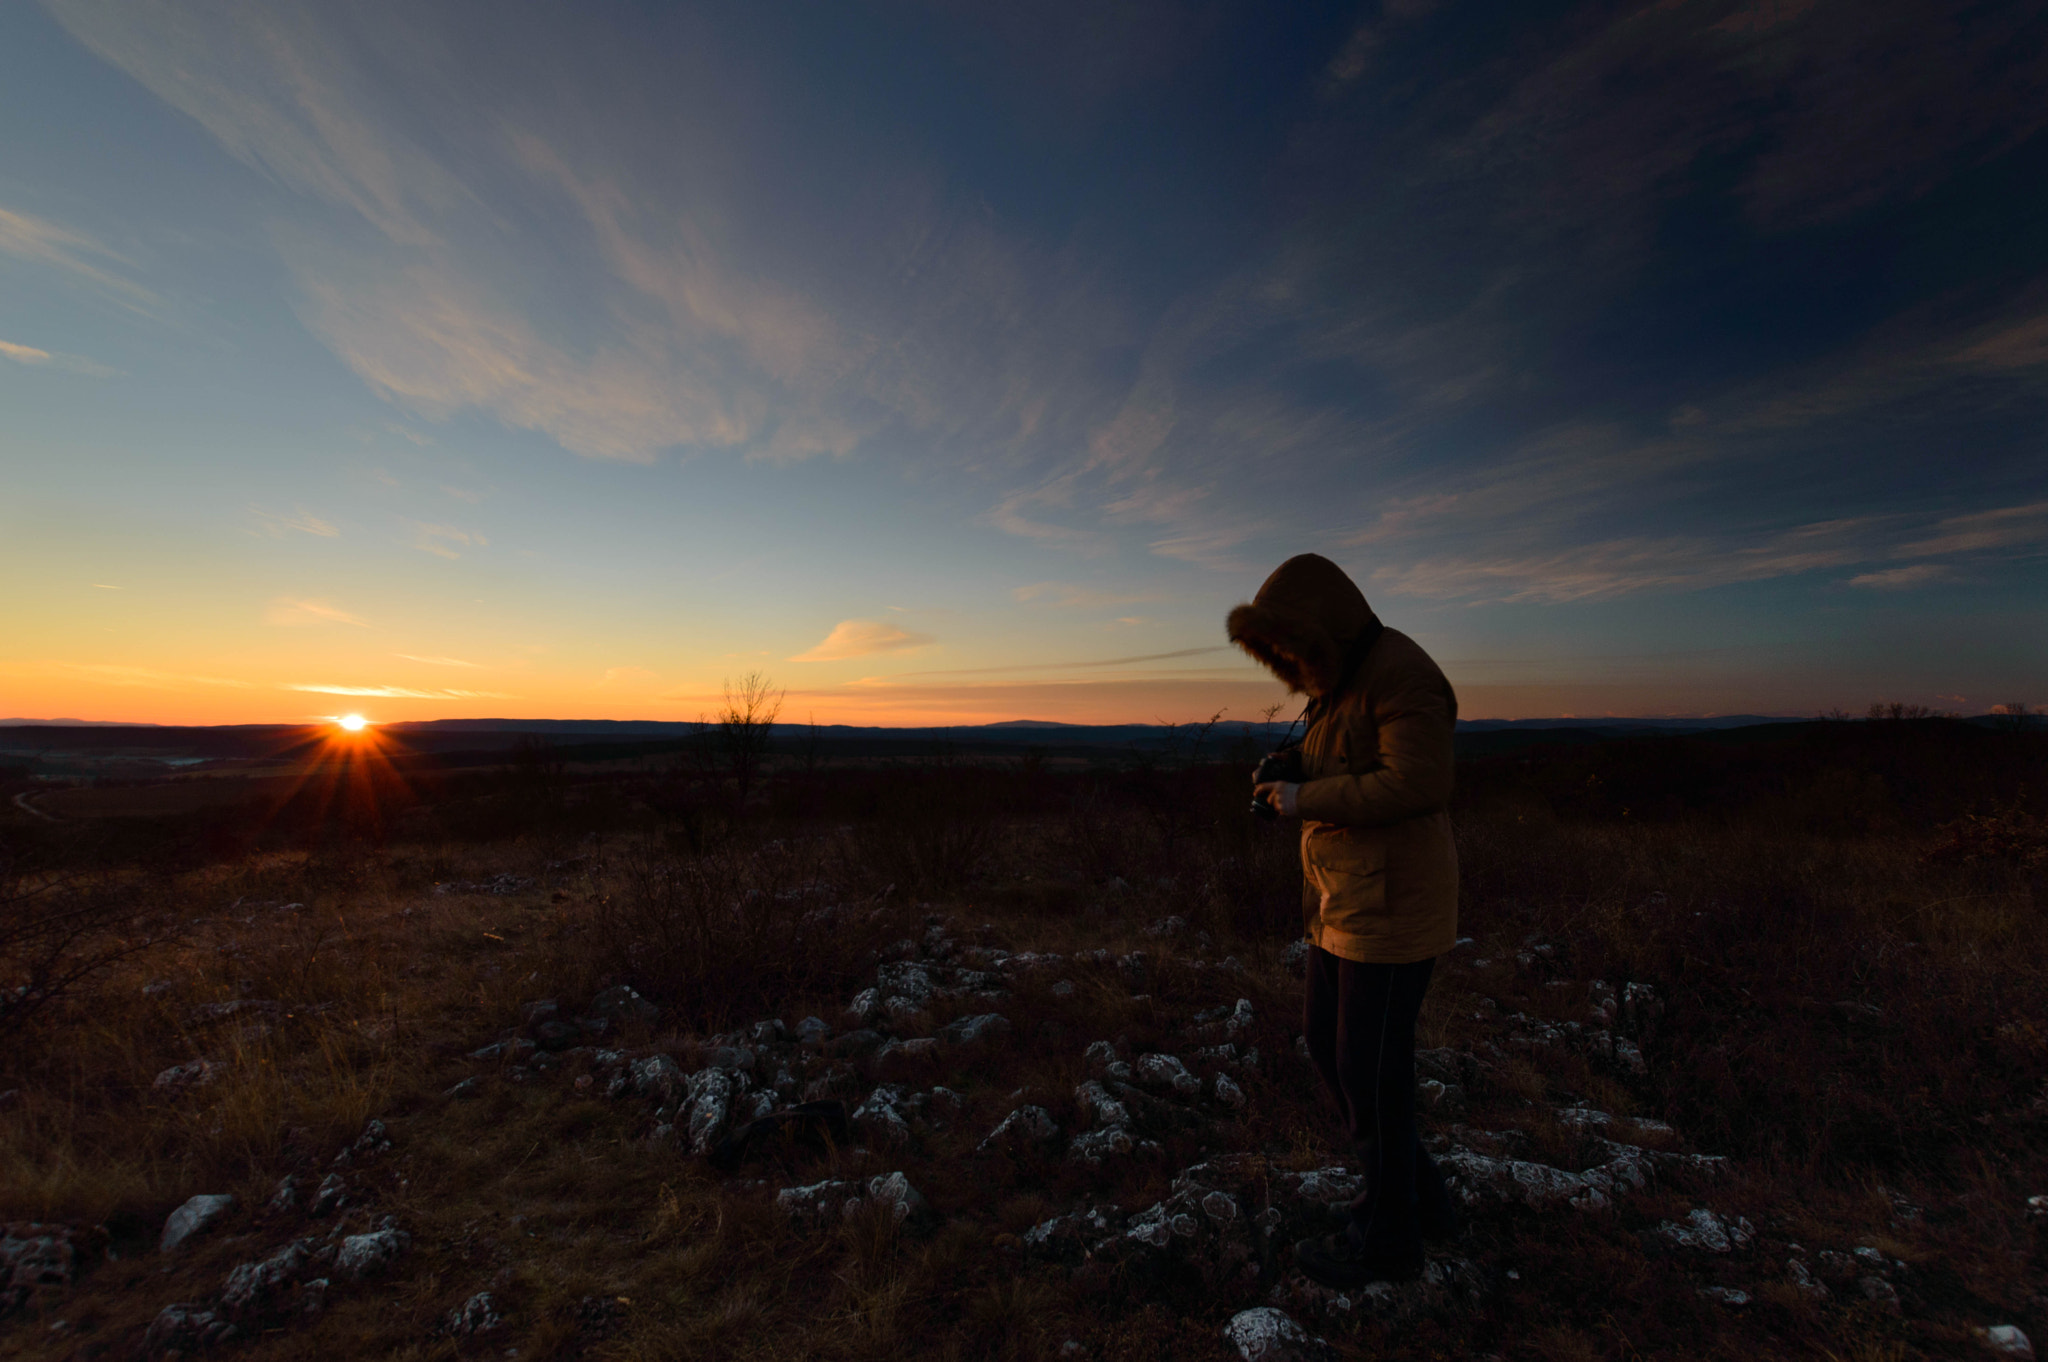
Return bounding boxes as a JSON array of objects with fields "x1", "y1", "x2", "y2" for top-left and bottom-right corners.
[{"x1": 1302, "y1": 946, "x2": 1448, "y2": 1246}]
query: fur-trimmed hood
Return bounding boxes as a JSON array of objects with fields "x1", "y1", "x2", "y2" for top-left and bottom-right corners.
[{"x1": 1226, "y1": 553, "x2": 1381, "y2": 696}]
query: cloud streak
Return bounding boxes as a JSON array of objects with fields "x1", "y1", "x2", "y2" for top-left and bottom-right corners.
[
  {"x1": 286, "y1": 683, "x2": 513, "y2": 699},
  {"x1": 0, "y1": 204, "x2": 156, "y2": 307},
  {"x1": 265, "y1": 598, "x2": 367, "y2": 626},
  {"x1": 790, "y1": 620, "x2": 938, "y2": 662}
]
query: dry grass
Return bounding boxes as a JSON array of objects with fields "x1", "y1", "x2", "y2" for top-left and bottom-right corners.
[{"x1": 2, "y1": 738, "x2": 2046, "y2": 1361}]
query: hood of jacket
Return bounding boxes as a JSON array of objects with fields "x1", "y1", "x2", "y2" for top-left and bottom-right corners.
[{"x1": 1226, "y1": 553, "x2": 1381, "y2": 697}]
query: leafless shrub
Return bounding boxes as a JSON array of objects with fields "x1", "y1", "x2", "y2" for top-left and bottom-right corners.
[
  {"x1": 0, "y1": 848, "x2": 181, "y2": 1039},
  {"x1": 573, "y1": 840, "x2": 899, "y2": 1028}
]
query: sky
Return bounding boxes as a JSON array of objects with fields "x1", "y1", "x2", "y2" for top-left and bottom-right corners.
[{"x1": 2, "y1": 0, "x2": 2044, "y2": 727}]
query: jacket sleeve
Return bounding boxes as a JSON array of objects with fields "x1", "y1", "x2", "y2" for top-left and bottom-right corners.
[{"x1": 1293, "y1": 674, "x2": 1455, "y2": 827}]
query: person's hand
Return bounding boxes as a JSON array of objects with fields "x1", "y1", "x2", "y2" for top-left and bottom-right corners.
[{"x1": 1252, "y1": 781, "x2": 1300, "y2": 817}]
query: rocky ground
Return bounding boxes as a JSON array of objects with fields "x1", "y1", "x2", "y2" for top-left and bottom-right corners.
[{"x1": 3, "y1": 847, "x2": 2045, "y2": 1360}]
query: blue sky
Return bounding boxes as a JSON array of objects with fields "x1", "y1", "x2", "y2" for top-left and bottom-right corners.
[{"x1": 2, "y1": 0, "x2": 2044, "y2": 724}]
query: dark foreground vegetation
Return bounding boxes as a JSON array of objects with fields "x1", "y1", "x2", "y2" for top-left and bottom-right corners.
[{"x1": 2, "y1": 715, "x2": 2045, "y2": 1361}]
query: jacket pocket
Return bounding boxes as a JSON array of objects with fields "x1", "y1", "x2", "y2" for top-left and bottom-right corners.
[{"x1": 1303, "y1": 829, "x2": 1387, "y2": 924}]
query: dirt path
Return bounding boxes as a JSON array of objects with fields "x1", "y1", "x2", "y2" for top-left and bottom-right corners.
[{"x1": 12, "y1": 788, "x2": 60, "y2": 821}]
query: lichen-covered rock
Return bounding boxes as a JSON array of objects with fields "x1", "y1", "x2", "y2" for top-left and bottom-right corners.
[
  {"x1": 852, "y1": 1085, "x2": 913, "y2": 1147},
  {"x1": 309, "y1": 1173, "x2": 348, "y2": 1217},
  {"x1": 335, "y1": 1227, "x2": 410, "y2": 1280},
  {"x1": 1135, "y1": 1053, "x2": 1201, "y2": 1096},
  {"x1": 265, "y1": 1176, "x2": 300, "y2": 1215},
  {"x1": 864, "y1": 1171, "x2": 930, "y2": 1224},
  {"x1": 1023, "y1": 1204, "x2": 1124, "y2": 1260},
  {"x1": 1084, "y1": 1040, "x2": 1134, "y2": 1083},
  {"x1": 589, "y1": 985, "x2": 659, "y2": 1023},
  {"x1": 1223, "y1": 1306, "x2": 1325, "y2": 1361},
  {"x1": 152, "y1": 1059, "x2": 222, "y2": 1091},
  {"x1": 1214, "y1": 1073, "x2": 1247, "y2": 1109},
  {"x1": 222, "y1": 1240, "x2": 311, "y2": 1314},
  {"x1": 630, "y1": 1055, "x2": 689, "y2": 1107},
  {"x1": 1439, "y1": 1132, "x2": 1715, "y2": 1214},
  {"x1": 939, "y1": 1013, "x2": 1012, "y2": 1046},
  {"x1": 776, "y1": 1178, "x2": 860, "y2": 1227},
  {"x1": 1, "y1": 1223, "x2": 97, "y2": 1315},
  {"x1": 144, "y1": 1303, "x2": 232, "y2": 1353},
  {"x1": 1111, "y1": 1163, "x2": 1268, "y2": 1289},
  {"x1": 1267, "y1": 1255, "x2": 1486, "y2": 1324},
  {"x1": 1068, "y1": 1125, "x2": 1158, "y2": 1167},
  {"x1": 1978, "y1": 1325, "x2": 2035, "y2": 1359},
  {"x1": 978, "y1": 1105, "x2": 1059, "y2": 1153},
  {"x1": 1074, "y1": 1080, "x2": 1130, "y2": 1129},
  {"x1": 877, "y1": 961, "x2": 936, "y2": 1001},
  {"x1": 1653, "y1": 1208, "x2": 1753, "y2": 1254},
  {"x1": 776, "y1": 1173, "x2": 929, "y2": 1228},
  {"x1": 161, "y1": 1194, "x2": 236, "y2": 1253},
  {"x1": 681, "y1": 1067, "x2": 750, "y2": 1154},
  {"x1": 447, "y1": 1290, "x2": 503, "y2": 1335},
  {"x1": 334, "y1": 1119, "x2": 392, "y2": 1164}
]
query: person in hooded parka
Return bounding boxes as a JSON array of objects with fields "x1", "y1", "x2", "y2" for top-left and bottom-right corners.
[{"x1": 1229, "y1": 552, "x2": 1461, "y2": 1287}]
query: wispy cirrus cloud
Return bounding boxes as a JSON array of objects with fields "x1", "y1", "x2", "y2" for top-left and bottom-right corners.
[
  {"x1": 392, "y1": 653, "x2": 477, "y2": 668},
  {"x1": 0, "y1": 336, "x2": 118, "y2": 376},
  {"x1": 285, "y1": 683, "x2": 512, "y2": 699},
  {"x1": 410, "y1": 521, "x2": 485, "y2": 559},
  {"x1": 882, "y1": 646, "x2": 1231, "y2": 679},
  {"x1": 790, "y1": 620, "x2": 937, "y2": 662},
  {"x1": 264, "y1": 598, "x2": 366, "y2": 626},
  {"x1": 51, "y1": 663, "x2": 255, "y2": 689},
  {"x1": 251, "y1": 505, "x2": 339, "y2": 538},
  {"x1": 1898, "y1": 501, "x2": 2048, "y2": 557},
  {"x1": 1012, "y1": 582, "x2": 1162, "y2": 609},
  {"x1": 0, "y1": 204, "x2": 156, "y2": 308},
  {"x1": 1849, "y1": 564, "x2": 1954, "y2": 590}
]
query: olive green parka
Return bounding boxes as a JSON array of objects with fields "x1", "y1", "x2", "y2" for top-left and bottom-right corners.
[{"x1": 1227, "y1": 554, "x2": 1459, "y2": 964}]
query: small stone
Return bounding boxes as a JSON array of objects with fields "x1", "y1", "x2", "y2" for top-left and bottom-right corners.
[
  {"x1": 449, "y1": 1291, "x2": 504, "y2": 1335},
  {"x1": 1698, "y1": 1286, "x2": 1749, "y2": 1306},
  {"x1": 589, "y1": 985, "x2": 659, "y2": 1023},
  {"x1": 336, "y1": 1227, "x2": 411, "y2": 1280},
  {"x1": 161, "y1": 1194, "x2": 236, "y2": 1253},
  {"x1": 864, "y1": 1171, "x2": 930, "y2": 1224},
  {"x1": 1653, "y1": 1208, "x2": 1751, "y2": 1254},
  {"x1": 152, "y1": 1059, "x2": 222, "y2": 1091},
  {"x1": 1214, "y1": 1073, "x2": 1246, "y2": 1109},
  {"x1": 265, "y1": 1176, "x2": 300, "y2": 1215},
  {"x1": 1224, "y1": 1306, "x2": 1324, "y2": 1361},
  {"x1": 1051, "y1": 979, "x2": 1076, "y2": 998},
  {"x1": 299, "y1": 1278, "x2": 328, "y2": 1315},
  {"x1": 1135, "y1": 1053, "x2": 1201, "y2": 1096},
  {"x1": 309, "y1": 1173, "x2": 348, "y2": 1217},
  {"x1": 795, "y1": 1016, "x2": 831, "y2": 1044},
  {"x1": 1979, "y1": 1325, "x2": 2035, "y2": 1359},
  {"x1": 1281, "y1": 941, "x2": 1311, "y2": 977},
  {"x1": 977, "y1": 1105, "x2": 1059, "y2": 1153},
  {"x1": 222, "y1": 1240, "x2": 310, "y2": 1314},
  {"x1": 1858, "y1": 1275, "x2": 1900, "y2": 1312},
  {"x1": 444, "y1": 1077, "x2": 483, "y2": 1100},
  {"x1": 938, "y1": 1013, "x2": 1012, "y2": 1046},
  {"x1": 144, "y1": 1304, "x2": 226, "y2": 1353}
]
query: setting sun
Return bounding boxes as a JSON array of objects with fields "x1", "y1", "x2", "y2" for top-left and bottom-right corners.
[{"x1": 337, "y1": 714, "x2": 367, "y2": 732}]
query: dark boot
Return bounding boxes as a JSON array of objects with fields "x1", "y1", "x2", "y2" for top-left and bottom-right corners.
[
  {"x1": 1417, "y1": 1150, "x2": 1460, "y2": 1242},
  {"x1": 1293, "y1": 1212, "x2": 1424, "y2": 1289}
]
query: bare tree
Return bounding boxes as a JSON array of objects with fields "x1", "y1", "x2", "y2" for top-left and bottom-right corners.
[{"x1": 718, "y1": 672, "x2": 784, "y2": 809}]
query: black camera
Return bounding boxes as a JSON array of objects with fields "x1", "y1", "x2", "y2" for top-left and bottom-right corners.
[{"x1": 1248, "y1": 746, "x2": 1304, "y2": 819}]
